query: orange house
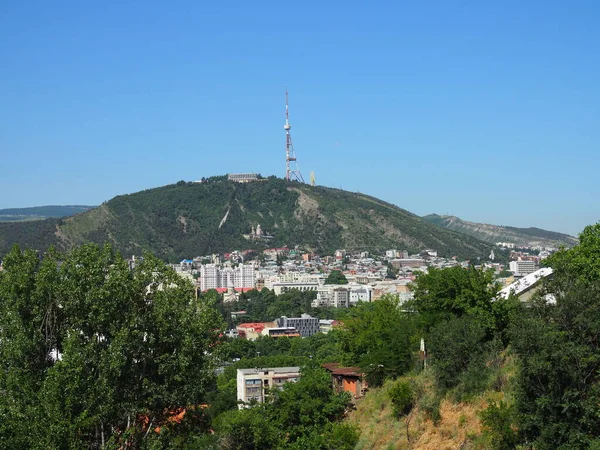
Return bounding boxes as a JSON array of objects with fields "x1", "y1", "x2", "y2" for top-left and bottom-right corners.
[{"x1": 322, "y1": 363, "x2": 368, "y2": 399}]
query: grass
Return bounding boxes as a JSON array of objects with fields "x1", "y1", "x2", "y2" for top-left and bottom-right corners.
[{"x1": 347, "y1": 351, "x2": 518, "y2": 449}]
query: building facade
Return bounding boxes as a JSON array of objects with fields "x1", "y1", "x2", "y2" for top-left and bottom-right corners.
[
  {"x1": 276, "y1": 314, "x2": 320, "y2": 337},
  {"x1": 237, "y1": 367, "x2": 301, "y2": 407},
  {"x1": 228, "y1": 173, "x2": 259, "y2": 183},
  {"x1": 199, "y1": 263, "x2": 256, "y2": 291},
  {"x1": 509, "y1": 260, "x2": 537, "y2": 277}
]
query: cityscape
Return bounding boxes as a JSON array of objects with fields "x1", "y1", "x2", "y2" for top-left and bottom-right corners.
[{"x1": 1, "y1": 2, "x2": 598, "y2": 449}]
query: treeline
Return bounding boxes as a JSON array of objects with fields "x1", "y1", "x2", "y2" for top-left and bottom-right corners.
[{"x1": 213, "y1": 288, "x2": 343, "y2": 329}]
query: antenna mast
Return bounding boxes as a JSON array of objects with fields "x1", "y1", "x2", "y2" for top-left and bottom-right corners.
[{"x1": 284, "y1": 88, "x2": 305, "y2": 183}]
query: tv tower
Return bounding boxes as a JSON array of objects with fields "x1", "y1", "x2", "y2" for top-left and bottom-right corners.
[{"x1": 284, "y1": 88, "x2": 305, "y2": 183}]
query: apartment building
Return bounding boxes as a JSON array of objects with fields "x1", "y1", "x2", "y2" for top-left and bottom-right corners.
[
  {"x1": 199, "y1": 263, "x2": 255, "y2": 291},
  {"x1": 237, "y1": 367, "x2": 301, "y2": 407},
  {"x1": 277, "y1": 314, "x2": 320, "y2": 337},
  {"x1": 312, "y1": 283, "x2": 373, "y2": 308},
  {"x1": 509, "y1": 260, "x2": 537, "y2": 277},
  {"x1": 271, "y1": 281, "x2": 320, "y2": 295}
]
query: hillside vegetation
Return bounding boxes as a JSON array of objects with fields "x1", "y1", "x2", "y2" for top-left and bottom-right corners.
[
  {"x1": 423, "y1": 213, "x2": 577, "y2": 248},
  {"x1": 0, "y1": 177, "x2": 492, "y2": 260}
]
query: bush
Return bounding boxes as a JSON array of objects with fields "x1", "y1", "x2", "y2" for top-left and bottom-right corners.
[
  {"x1": 388, "y1": 381, "x2": 415, "y2": 418},
  {"x1": 418, "y1": 391, "x2": 442, "y2": 425},
  {"x1": 480, "y1": 401, "x2": 518, "y2": 450}
]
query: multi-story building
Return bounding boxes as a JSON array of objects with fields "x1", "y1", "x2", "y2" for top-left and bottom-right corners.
[
  {"x1": 235, "y1": 264, "x2": 255, "y2": 288},
  {"x1": 277, "y1": 314, "x2": 320, "y2": 337},
  {"x1": 199, "y1": 264, "x2": 219, "y2": 291},
  {"x1": 237, "y1": 367, "x2": 301, "y2": 407},
  {"x1": 272, "y1": 281, "x2": 320, "y2": 295},
  {"x1": 312, "y1": 283, "x2": 373, "y2": 308},
  {"x1": 199, "y1": 263, "x2": 255, "y2": 291},
  {"x1": 391, "y1": 258, "x2": 427, "y2": 269},
  {"x1": 509, "y1": 260, "x2": 537, "y2": 277}
]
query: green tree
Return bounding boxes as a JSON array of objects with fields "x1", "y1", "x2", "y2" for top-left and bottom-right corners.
[
  {"x1": 340, "y1": 295, "x2": 415, "y2": 386},
  {"x1": 509, "y1": 224, "x2": 600, "y2": 448},
  {"x1": 324, "y1": 270, "x2": 348, "y2": 285},
  {"x1": 0, "y1": 244, "x2": 225, "y2": 448},
  {"x1": 409, "y1": 266, "x2": 511, "y2": 338}
]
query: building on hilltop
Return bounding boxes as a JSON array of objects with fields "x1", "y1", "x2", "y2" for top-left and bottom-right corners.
[
  {"x1": 228, "y1": 173, "x2": 259, "y2": 183},
  {"x1": 237, "y1": 367, "x2": 301, "y2": 407}
]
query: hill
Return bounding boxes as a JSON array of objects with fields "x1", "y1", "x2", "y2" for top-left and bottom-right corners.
[
  {"x1": 0, "y1": 205, "x2": 94, "y2": 222},
  {"x1": 423, "y1": 214, "x2": 578, "y2": 248},
  {"x1": 0, "y1": 178, "x2": 492, "y2": 260}
]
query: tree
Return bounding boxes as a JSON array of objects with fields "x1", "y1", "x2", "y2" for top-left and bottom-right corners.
[
  {"x1": 0, "y1": 244, "x2": 225, "y2": 448},
  {"x1": 340, "y1": 295, "x2": 415, "y2": 386},
  {"x1": 509, "y1": 224, "x2": 600, "y2": 448},
  {"x1": 409, "y1": 266, "x2": 510, "y2": 338},
  {"x1": 325, "y1": 270, "x2": 348, "y2": 285},
  {"x1": 213, "y1": 366, "x2": 354, "y2": 449}
]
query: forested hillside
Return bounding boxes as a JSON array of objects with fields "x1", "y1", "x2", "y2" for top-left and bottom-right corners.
[{"x1": 0, "y1": 177, "x2": 492, "y2": 260}]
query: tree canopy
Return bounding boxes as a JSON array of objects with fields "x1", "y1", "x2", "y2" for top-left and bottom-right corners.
[
  {"x1": 324, "y1": 270, "x2": 348, "y2": 285},
  {"x1": 0, "y1": 243, "x2": 224, "y2": 448}
]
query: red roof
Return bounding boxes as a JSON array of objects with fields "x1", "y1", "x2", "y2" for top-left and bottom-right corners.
[
  {"x1": 322, "y1": 363, "x2": 363, "y2": 377},
  {"x1": 237, "y1": 322, "x2": 274, "y2": 333},
  {"x1": 213, "y1": 287, "x2": 255, "y2": 293}
]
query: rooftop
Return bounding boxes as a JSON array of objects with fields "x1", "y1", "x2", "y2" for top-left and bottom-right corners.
[{"x1": 238, "y1": 367, "x2": 301, "y2": 375}]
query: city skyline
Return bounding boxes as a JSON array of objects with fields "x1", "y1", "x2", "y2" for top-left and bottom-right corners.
[{"x1": 1, "y1": 1, "x2": 599, "y2": 236}]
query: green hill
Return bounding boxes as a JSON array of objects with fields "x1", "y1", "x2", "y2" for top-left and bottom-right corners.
[
  {"x1": 0, "y1": 178, "x2": 492, "y2": 261},
  {"x1": 0, "y1": 205, "x2": 94, "y2": 222},
  {"x1": 423, "y1": 213, "x2": 578, "y2": 248}
]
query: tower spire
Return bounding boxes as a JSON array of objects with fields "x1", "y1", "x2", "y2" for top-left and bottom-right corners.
[{"x1": 284, "y1": 88, "x2": 305, "y2": 183}]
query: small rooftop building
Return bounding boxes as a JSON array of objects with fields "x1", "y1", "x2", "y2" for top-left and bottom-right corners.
[{"x1": 322, "y1": 363, "x2": 368, "y2": 399}]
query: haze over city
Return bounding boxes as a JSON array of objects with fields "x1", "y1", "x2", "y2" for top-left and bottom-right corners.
[{"x1": 1, "y1": 1, "x2": 598, "y2": 235}]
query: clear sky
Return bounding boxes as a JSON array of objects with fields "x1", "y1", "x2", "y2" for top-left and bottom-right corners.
[{"x1": 1, "y1": 1, "x2": 598, "y2": 236}]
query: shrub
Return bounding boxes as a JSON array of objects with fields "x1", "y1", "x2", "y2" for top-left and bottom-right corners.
[
  {"x1": 480, "y1": 401, "x2": 518, "y2": 450},
  {"x1": 388, "y1": 381, "x2": 415, "y2": 418}
]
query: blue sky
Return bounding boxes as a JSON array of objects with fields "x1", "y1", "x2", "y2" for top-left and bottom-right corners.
[{"x1": 1, "y1": 1, "x2": 598, "y2": 236}]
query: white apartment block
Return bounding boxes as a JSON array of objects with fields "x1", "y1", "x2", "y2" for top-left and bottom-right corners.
[
  {"x1": 237, "y1": 367, "x2": 301, "y2": 407},
  {"x1": 199, "y1": 263, "x2": 256, "y2": 291},
  {"x1": 312, "y1": 283, "x2": 373, "y2": 308},
  {"x1": 272, "y1": 281, "x2": 320, "y2": 296},
  {"x1": 199, "y1": 264, "x2": 219, "y2": 291},
  {"x1": 265, "y1": 272, "x2": 325, "y2": 290},
  {"x1": 509, "y1": 260, "x2": 537, "y2": 277}
]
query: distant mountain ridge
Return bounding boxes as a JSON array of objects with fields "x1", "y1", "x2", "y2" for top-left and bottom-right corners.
[
  {"x1": 0, "y1": 178, "x2": 492, "y2": 261},
  {"x1": 0, "y1": 205, "x2": 94, "y2": 222},
  {"x1": 423, "y1": 214, "x2": 578, "y2": 248}
]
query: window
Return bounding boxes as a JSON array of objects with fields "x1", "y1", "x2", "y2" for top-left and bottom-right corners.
[{"x1": 246, "y1": 387, "x2": 261, "y2": 396}]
